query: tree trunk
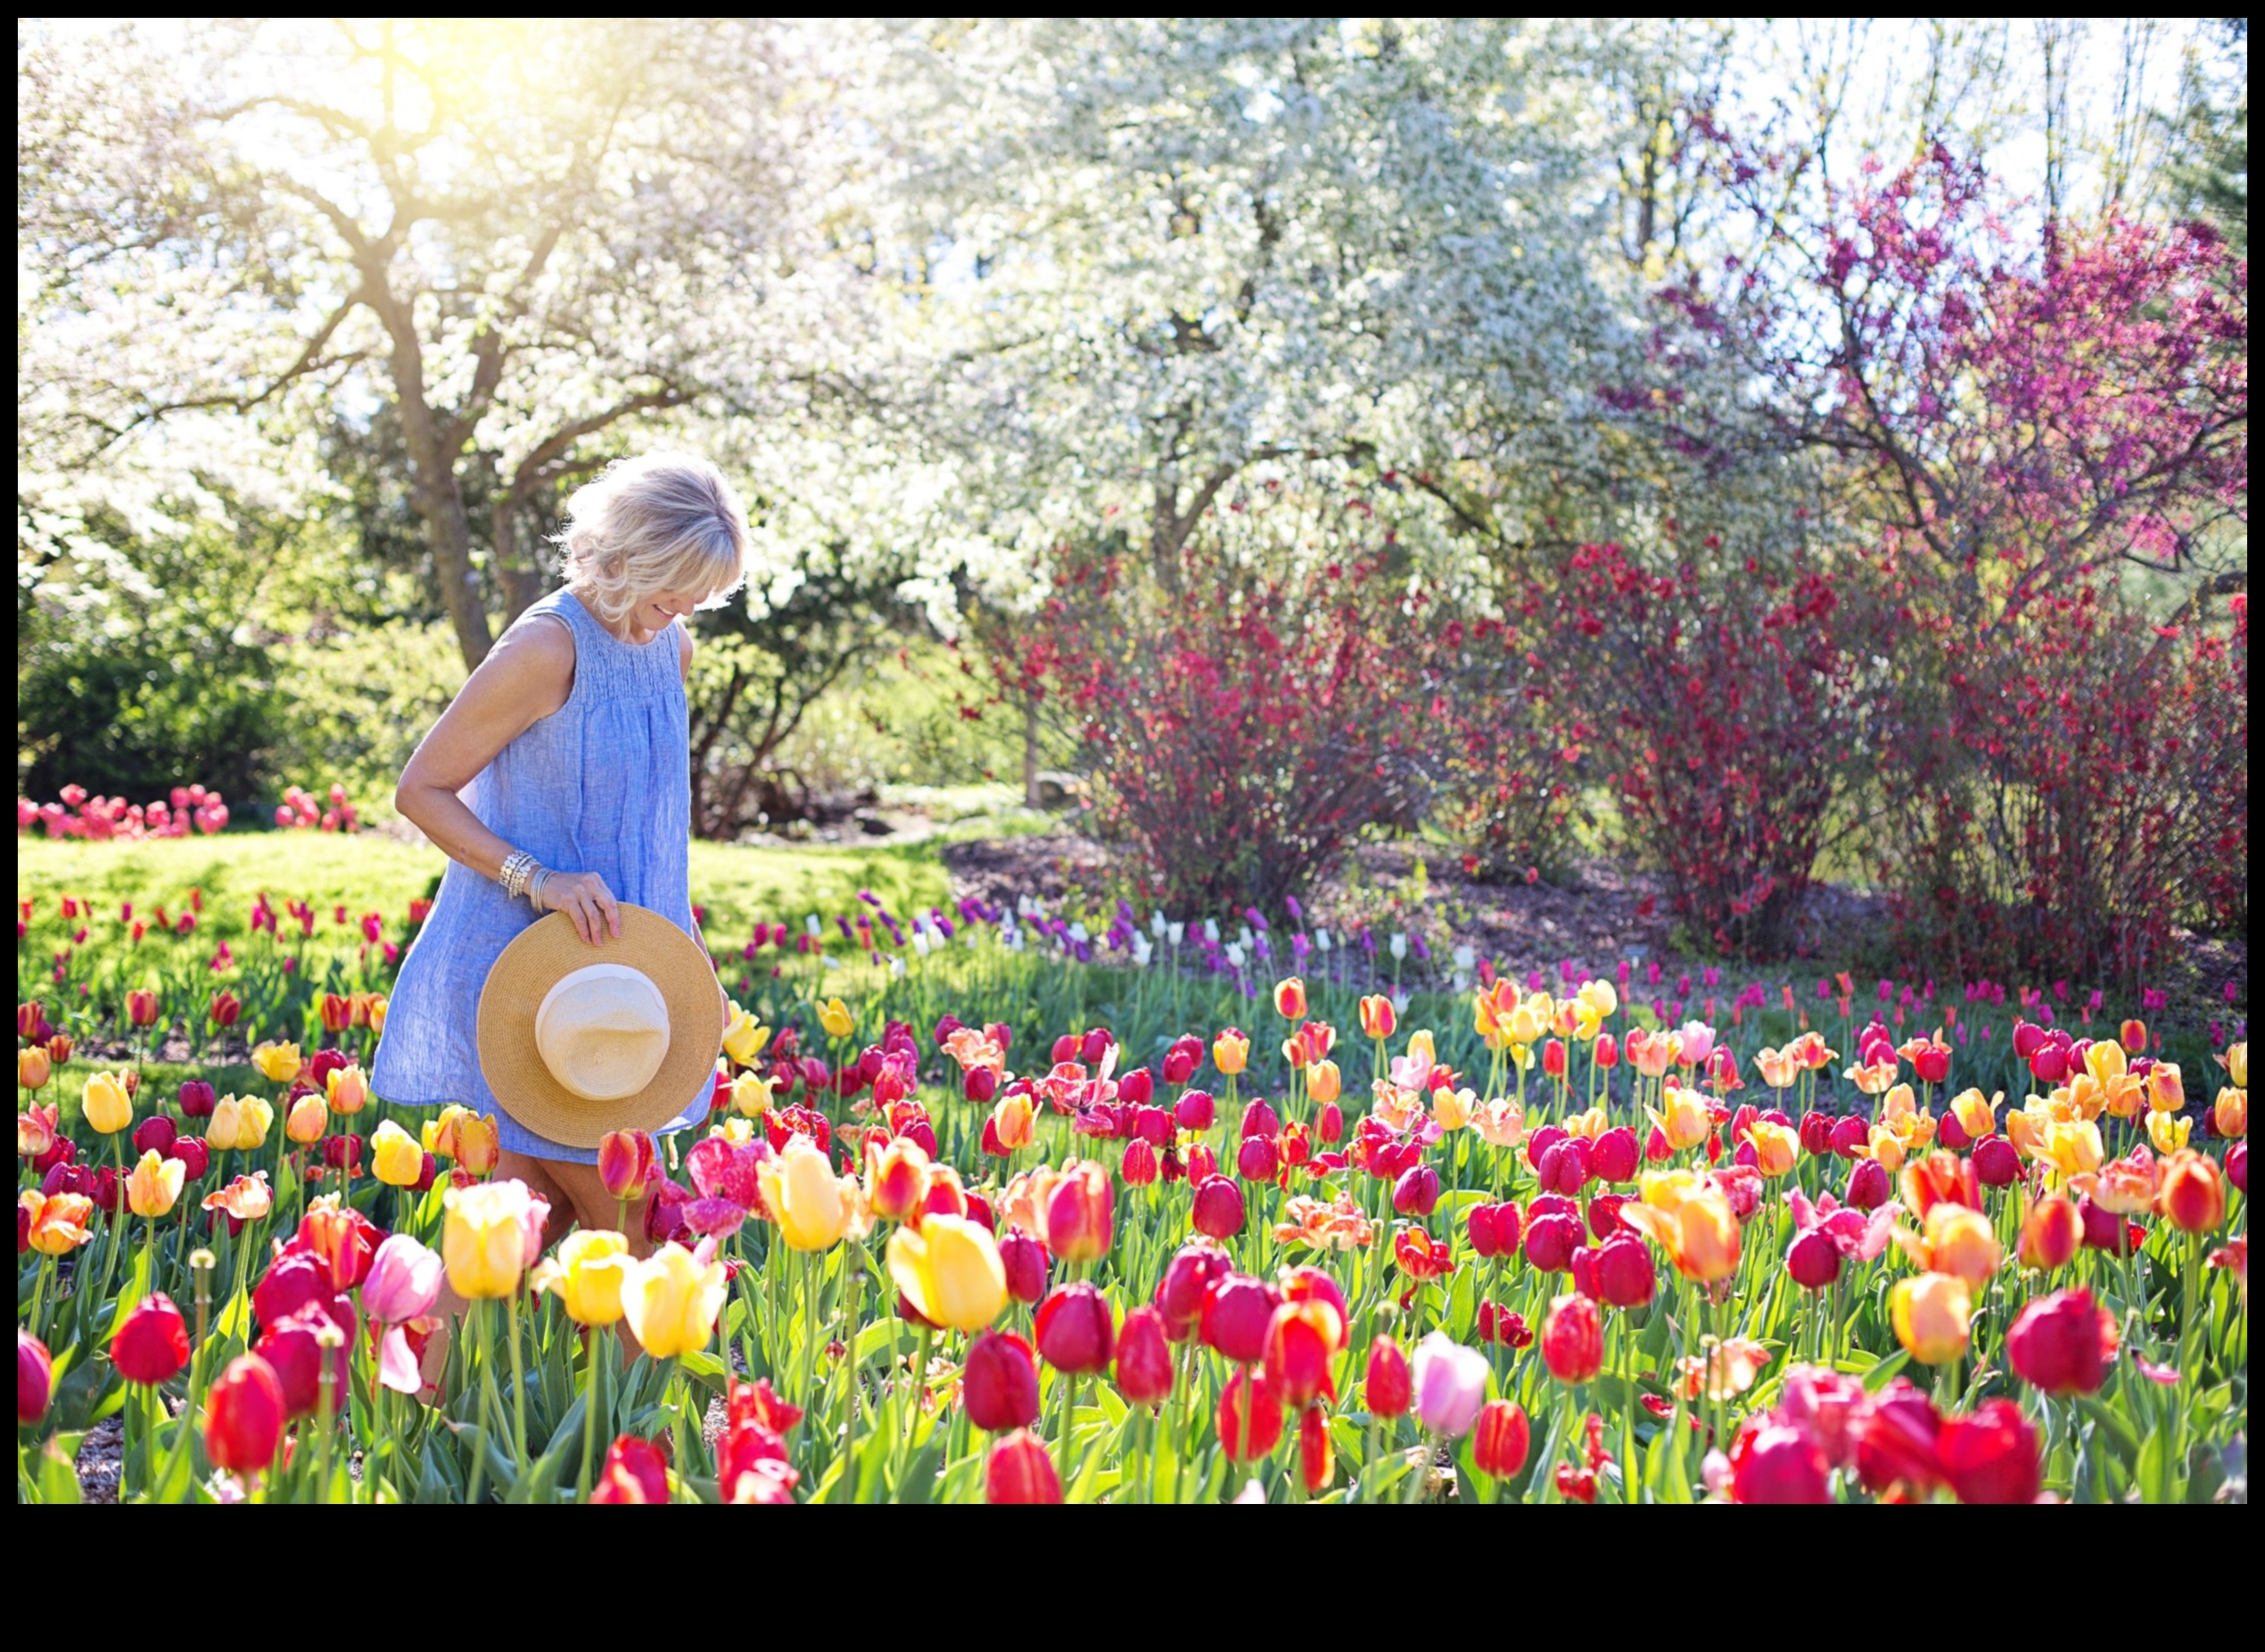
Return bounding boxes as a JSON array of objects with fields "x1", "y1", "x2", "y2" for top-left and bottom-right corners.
[{"x1": 1023, "y1": 693, "x2": 1041, "y2": 809}]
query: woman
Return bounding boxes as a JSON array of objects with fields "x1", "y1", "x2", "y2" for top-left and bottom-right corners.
[{"x1": 375, "y1": 451, "x2": 749, "y2": 1341}]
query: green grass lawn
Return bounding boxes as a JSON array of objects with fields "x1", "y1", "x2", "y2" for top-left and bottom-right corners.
[{"x1": 17, "y1": 830, "x2": 953, "y2": 948}]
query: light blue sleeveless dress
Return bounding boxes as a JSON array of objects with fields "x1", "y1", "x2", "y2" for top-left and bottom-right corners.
[{"x1": 371, "y1": 588, "x2": 712, "y2": 1163}]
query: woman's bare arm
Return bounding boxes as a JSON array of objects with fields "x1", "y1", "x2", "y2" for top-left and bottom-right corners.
[{"x1": 393, "y1": 616, "x2": 619, "y2": 943}]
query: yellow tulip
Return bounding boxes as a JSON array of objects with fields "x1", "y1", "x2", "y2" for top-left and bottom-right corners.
[
  {"x1": 2144, "y1": 1063, "x2": 2184, "y2": 1114},
  {"x1": 2146, "y1": 1110, "x2": 2191, "y2": 1155},
  {"x1": 325, "y1": 1064, "x2": 370, "y2": 1114},
  {"x1": 1747, "y1": 1119, "x2": 1799, "y2": 1179},
  {"x1": 285, "y1": 1093, "x2": 328, "y2": 1146},
  {"x1": 1431, "y1": 1088, "x2": 1475, "y2": 1132},
  {"x1": 531, "y1": 1229, "x2": 632, "y2": 1327},
  {"x1": 441, "y1": 1178, "x2": 545, "y2": 1300},
  {"x1": 1913, "y1": 1203, "x2": 2001, "y2": 1291},
  {"x1": 729, "y1": 1071, "x2": 773, "y2": 1117},
  {"x1": 206, "y1": 1095, "x2": 271, "y2": 1152},
  {"x1": 1212, "y1": 1029, "x2": 1249, "y2": 1075},
  {"x1": 19, "y1": 1047, "x2": 52, "y2": 1091},
  {"x1": 758, "y1": 1135, "x2": 850, "y2": 1252},
  {"x1": 1753, "y1": 1046, "x2": 1800, "y2": 1090},
  {"x1": 1619, "y1": 1171, "x2": 1740, "y2": 1283},
  {"x1": 367, "y1": 996, "x2": 388, "y2": 1034},
  {"x1": 125, "y1": 1148, "x2": 185, "y2": 1218},
  {"x1": 1505, "y1": 999, "x2": 1544, "y2": 1046},
  {"x1": 2212, "y1": 1086, "x2": 2246, "y2": 1139},
  {"x1": 1305, "y1": 1059, "x2": 1341, "y2": 1105},
  {"x1": 721, "y1": 1005, "x2": 770, "y2": 1066},
  {"x1": 1866, "y1": 1125, "x2": 1907, "y2": 1174},
  {"x1": 2084, "y1": 1039, "x2": 2126, "y2": 1085},
  {"x1": 990, "y1": 1091, "x2": 1034, "y2": 1152},
  {"x1": 1890, "y1": 1272, "x2": 1973, "y2": 1364},
  {"x1": 1564, "y1": 1106, "x2": 1609, "y2": 1142},
  {"x1": 251, "y1": 1040, "x2": 302, "y2": 1085},
  {"x1": 621, "y1": 1242, "x2": 726, "y2": 1357},
  {"x1": 1646, "y1": 1085, "x2": 1712, "y2": 1154},
  {"x1": 1949, "y1": 1089, "x2": 2002, "y2": 1141},
  {"x1": 2036, "y1": 1118, "x2": 2103, "y2": 1181},
  {"x1": 887, "y1": 1213, "x2": 1008, "y2": 1334},
  {"x1": 816, "y1": 998, "x2": 854, "y2": 1040},
  {"x1": 2223, "y1": 1042, "x2": 2246, "y2": 1089},
  {"x1": 370, "y1": 1119, "x2": 424, "y2": 1188},
  {"x1": 421, "y1": 1104, "x2": 472, "y2": 1158},
  {"x1": 82, "y1": 1070, "x2": 133, "y2": 1135}
]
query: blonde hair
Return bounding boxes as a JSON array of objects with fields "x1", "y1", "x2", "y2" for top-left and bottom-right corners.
[{"x1": 555, "y1": 452, "x2": 751, "y2": 626}]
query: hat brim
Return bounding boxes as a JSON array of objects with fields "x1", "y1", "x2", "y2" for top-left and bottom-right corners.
[{"x1": 477, "y1": 906, "x2": 721, "y2": 1150}]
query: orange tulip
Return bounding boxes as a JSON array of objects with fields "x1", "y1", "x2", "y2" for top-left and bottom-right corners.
[
  {"x1": 2093, "y1": 1147, "x2": 2160, "y2": 1216},
  {"x1": 865, "y1": 1136, "x2": 933, "y2": 1222},
  {"x1": 17, "y1": 1047, "x2": 51, "y2": 1092},
  {"x1": 2212, "y1": 1087, "x2": 2246, "y2": 1139},
  {"x1": 1895, "y1": 1202, "x2": 2001, "y2": 1291},
  {"x1": 1746, "y1": 1120, "x2": 1798, "y2": 1179},
  {"x1": 20, "y1": 1188, "x2": 95, "y2": 1255},
  {"x1": 1618, "y1": 1171, "x2": 1739, "y2": 1283},
  {"x1": 1305, "y1": 1059, "x2": 1341, "y2": 1105},
  {"x1": 1212, "y1": 1030, "x2": 1249, "y2": 1076},
  {"x1": 2018, "y1": 1194, "x2": 2081, "y2": 1270},
  {"x1": 1646, "y1": 1085, "x2": 1711, "y2": 1154},
  {"x1": 1273, "y1": 978, "x2": 1307, "y2": 1020},
  {"x1": 2157, "y1": 1150, "x2": 2226, "y2": 1234},
  {"x1": 2144, "y1": 1063, "x2": 2184, "y2": 1114},
  {"x1": 1948, "y1": 1088, "x2": 2001, "y2": 1141},
  {"x1": 455, "y1": 1114, "x2": 501, "y2": 1176},
  {"x1": 1359, "y1": 996, "x2": 1396, "y2": 1040},
  {"x1": 1890, "y1": 1272, "x2": 1972, "y2": 1365}
]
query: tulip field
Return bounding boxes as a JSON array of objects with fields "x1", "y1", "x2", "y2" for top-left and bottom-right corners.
[{"x1": 14, "y1": 853, "x2": 2251, "y2": 1505}]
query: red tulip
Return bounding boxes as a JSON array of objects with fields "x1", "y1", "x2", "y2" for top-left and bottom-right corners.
[
  {"x1": 177, "y1": 1079, "x2": 217, "y2": 1119},
  {"x1": 1034, "y1": 1283, "x2": 1116, "y2": 1374},
  {"x1": 1471, "y1": 1399, "x2": 1531, "y2": 1479},
  {"x1": 1191, "y1": 1175, "x2": 1246, "y2": 1239},
  {"x1": 1590, "y1": 1126, "x2": 1639, "y2": 1183},
  {"x1": 1174, "y1": 1089, "x2": 1216, "y2": 1132},
  {"x1": 1540, "y1": 1292, "x2": 1602, "y2": 1383},
  {"x1": 1154, "y1": 1239, "x2": 1231, "y2": 1341},
  {"x1": 1523, "y1": 1210, "x2": 1580, "y2": 1272},
  {"x1": 112, "y1": 1293, "x2": 190, "y2": 1385},
  {"x1": 1972, "y1": 1135, "x2": 2021, "y2": 1187},
  {"x1": 985, "y1": 1428, "x2": 1063, "y2": 1504},
  {"x1": 1114, "y1": 1305, "x2": 1174, "y2": 1407},
  {"x1": 1121, "y1": 1138, "x2": 1158, "y2": 1185},
  {"x1": 1162, "y1": 1039, "x2": 1203, "y2": 1086},
  {"x1": 205, "y1": 1353, "x2": 285, "y2": 1474},
  {"x1": 1938, "y1": 1399, "x2": 2040, "y2": 1505},
  {"x1": 1594, "y1": 1234, "x2": 1657, "y2": 1308},
  {"x1": 1843, "y1": 1157, "x2": 1891, "y2": 1211},
  {"x1": 1786, "y1": 1228, "x2": 1841, "y2": 1290},
  {"x1": 1237, "y1": 1134, "x2": 1281, "y2": 1182},
  {"x1": 2006, "y1": 1288, "x2": 2115, "y2": 1397},
  {"x1": 1299, "y1": 1402, "x2": 1334, "y2": 1493},
  {"x1": 1828, "y1": 1114, "x2": 1870, "y2": 1159},
  {"x1": 1045, "y1": 1163, "x2": 1114, "y2": 1265},
  {"x1": 1467, "y1": 1200, "x2": 1520, "y2": 1259},
  {"x1": 1854, "y1": 1379, "x2": 1943, "y2": 1496},
  {"x1": 590, "y1": 1435, "x2": 671, "y2": 1504},
  {"x1": 598, "y1": 1130, "x2": 658, "y2": 1202},
  {"x1": 1217, "y1": 1367, "x2": 1285, "y2": 1462},
  {"x1": 1729, "y1": 1420, "x2": 1831, "y2": 1503},
  {"x1": 209, "y1": 989, "x2": 242, "y2": 1028},
  {"x1": 132, "y1": 1115, "x2": 177, "y2": 1157},
  {"x1": 1365, "y1": 1335, "x2": 1412, "y2": 1417},
  {"x1": 963, "y1": 1330, "x2": 1042, "y2": 1432},
  {"x1": 1199, "y1": 1273, "x2": 1280, "y2": 1366},
  {"x1": 1263, "y1": 1300, "x2": 1341, "y2": 1409},
  {"x1": 1586, "y1": 1191, "x2": 1628, "y2": 1240},
  {"x1": 19, "y1": 1328, "x2": 54, "y2": 1423},
  {"x1": 998, "y1": 1227, "x2": 1050, "y2": 1305},
  {"x1": 1542, "y1": 1038, "x2": 1567, "y2": 1080},
  {"x1": 256, "y1": 1302, "x2": 354, "y2": 1420}
]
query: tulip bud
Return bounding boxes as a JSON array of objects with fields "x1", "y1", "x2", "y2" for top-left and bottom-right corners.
[
  {"x1": 1523, "y1": 1210, "x2": 1580, "y2": 1272},
  {"x1": 2019, "y1": 1194, "x2": 2081, "y2": 1270},
  {"x1": 1273, "y1": 977, "x2": 1307, "y2": 1020},
  {"x1": 2006, "y1": 1287, "x2": 2114, "y2": 1397},
  {"x1": 1392, "y1": 1163, "x2": 1441, "y2": 1217},
  {"x1": 1594, "y1": 1233, "x2": 1656, "y2": 1307},
  {"x1": 1365, "y1": 1335, "x2": 1412, "y2": 1417},
  {"x1": 997, "y1": 1226, "x2": 1050, "y2": 1304},
  {"x1": 82, "y1": 1069, "x2": 133, "y2": 1135},
  {"x1": 1890, "y1": 1271, "x2": 1972, "y2": 1365},
  {"x1": 1191, "y1": 1174, "x2": 1246, "y2": 1239},
  {"x1": 1844, "y1": 1157, "x2": 1891, "y2": 1211},
  {"x1": 1201, "y1": 1272, "x2": 1280, "y2": 1366},
  {"x1": 205, "y1": 1352, "x2": 286, "y2": 1473},
  {"x1": 984, "y1": 1428, "x2": 1063, "y2": 1504},
  {"x1": 18, "y1": 1328, "x2": 54, "y2": 1425},
  {"x1": 1114, "y1": 1304, "x2": 1174, "y2": 1407},
  {"x1": 1729, "y1": 1421, "x2": 1831, "y2": 1504},
  {"x1": 1594, "y1": 1031, "x2": 1618, "y2": 1069},
  {"x1": 1174, "y1": 1089, "x2": 1216, "y2": 1132},
  {"x1": 1936, "y1": 1398, "x2": 2041, "y2": 1505},
  {"x1": 17, "y1": 1047, "x2": 52, "y2": 1092},
  {"x1": 1786, "y1": 1228, "x2": 1841, "y2": 1291},
  {"x1": 1034, "y1": 1282, "x2": 1116, "y2": 1374},
  {"x1": 1540, "y1": 1293, "x2": 1602, "y2": 1383},
  {"x1": 1217, "y1": 1365, "x2": 1287, "y2": 1462},
  {"x1": 2158, "y1": 1149, "x2": 2226, "y2": 1233},
  {"x1": 1410, "y1": 1331, "x2": 1487, "y2": 1436},
  {"x1": 133, "y1": 1114, "x2": 177, "y2": 1157},
  {"x1": 1121, "y1": 1137, "x2": 1159, "y2": 1186},
  {"x1": 1155, "y1": 1239, "x2": 1231, "y2": 1340},
  {"x1": 598, "y1": 1130, "x2": 659, "y2": 1202},
  {"x1": 1471, "y1": 1399, "x2": 1531, "y2": 1480},
  {"x1": 1237, "y1": 1133, "x2": 1281, "y2": 1182},
  {"x1": 963, "y1": 1331, "x2": 1042, "y2": 1432},
  {"x1": 1972, "y1": 1135, "x2": 2020, "y2": 1188},
  {"x1": 112, "y1": 1292, "x2": 191, "y2": 1385}
]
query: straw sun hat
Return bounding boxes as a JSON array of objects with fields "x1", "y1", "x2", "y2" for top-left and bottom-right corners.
[{"x1": 477, "y1": 906, "x2": 724, "y2": 1149}]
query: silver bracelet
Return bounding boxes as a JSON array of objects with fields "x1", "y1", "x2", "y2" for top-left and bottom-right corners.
[
  {"x1": 528, "y1": 866, "x2": 550, "y2": 910},
  {"x1": 498, "y1": 849, "x2": 535, "y2": 900}
]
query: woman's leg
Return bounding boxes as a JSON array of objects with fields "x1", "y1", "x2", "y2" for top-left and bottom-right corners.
[{"x1": 536, "y1": 1157, "x2": 657, "y2": 1360}]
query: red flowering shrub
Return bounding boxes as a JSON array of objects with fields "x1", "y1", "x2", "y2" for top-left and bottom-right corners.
[
  {"x1": 1880, "y1": 588, "x2": 2248, "y2": 982},
  {"x1": 1545, "y1": 541, "x2": 1866, "y2": 957},
  {"x1": 1019, "y1": 538, "x2": 1454, "y2": 911}
]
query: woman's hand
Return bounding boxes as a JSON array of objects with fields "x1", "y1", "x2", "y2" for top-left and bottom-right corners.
[{"x1": 537, "y1": 870, "x2": 622, "y2": 946}]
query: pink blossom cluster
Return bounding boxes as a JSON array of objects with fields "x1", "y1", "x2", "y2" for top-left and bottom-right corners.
[{"x1": 18, "y1": 784, "x2": 228, "y2": 841}]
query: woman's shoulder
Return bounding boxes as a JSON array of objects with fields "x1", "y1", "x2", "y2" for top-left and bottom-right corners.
[
  {"x1": 476, "y1": 609, "x2": 578, "y2": 705},
  {"x1": 677, "y1": 620, "x2": 695, "y2": 678}
]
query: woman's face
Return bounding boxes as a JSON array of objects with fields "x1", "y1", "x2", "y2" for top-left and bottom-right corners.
[{"x1": 633, "y1": 587, "x2": 708, "y2": 635}]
